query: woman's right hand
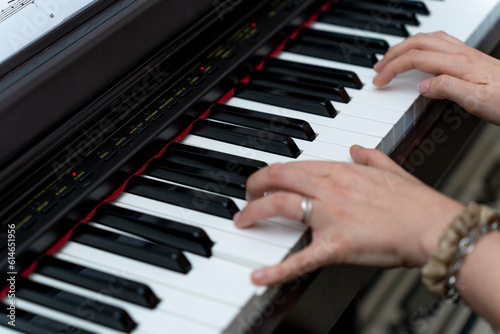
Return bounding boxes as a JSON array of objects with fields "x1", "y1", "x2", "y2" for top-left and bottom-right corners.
[
  {"x1": 373, "y1": 31, "x2": 500, "y2": 126},
  {"x1": 234, "y1": 145, "x2": 464, "y2": 286}
]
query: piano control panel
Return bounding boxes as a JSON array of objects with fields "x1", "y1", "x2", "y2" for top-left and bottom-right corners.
[{"x1": 0, "y1": 0, "x2": 323, "y2": 283}]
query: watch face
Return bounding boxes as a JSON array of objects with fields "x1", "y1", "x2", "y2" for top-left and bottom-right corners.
[{"x1": 0, "y1": 0, "x2": 98, "y2": 64}]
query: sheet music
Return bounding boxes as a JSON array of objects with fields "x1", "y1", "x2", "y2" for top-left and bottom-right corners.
[{"x1": 0, "y1": 0, "x2": 97, "y2": 64}]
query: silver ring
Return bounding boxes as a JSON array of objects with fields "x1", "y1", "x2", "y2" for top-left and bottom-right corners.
[{"x1": 300, "y1": 197, "x2": 313, "y2": 224}]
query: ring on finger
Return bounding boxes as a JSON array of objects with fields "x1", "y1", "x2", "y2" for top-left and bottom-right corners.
[{"x1": 300, "y1": 196, "x2": 313, "y2": 224}]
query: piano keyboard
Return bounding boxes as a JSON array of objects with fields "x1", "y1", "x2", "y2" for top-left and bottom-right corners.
[{"x1": 3, "y1": 0, "x2": 500, "y2": 333}]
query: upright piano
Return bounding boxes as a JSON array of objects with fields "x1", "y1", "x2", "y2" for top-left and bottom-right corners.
[{"x1": 1, "y1": 0, "x2": 500, "y2": 333}]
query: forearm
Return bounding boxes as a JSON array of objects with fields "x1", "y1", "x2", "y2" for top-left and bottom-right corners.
[{"x1": 457, "y1": 230, "x2": 500, "y2": 329}]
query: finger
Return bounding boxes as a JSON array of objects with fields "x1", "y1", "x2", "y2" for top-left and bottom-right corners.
[
  {"x1": 373, "y1": 33, "x2": 464, "y2": 73},
  {"x1": 245, "y1": 163, "x2": 322, "y2": 201},
  {"x1": 350, "y1": 145, "x2": 407, "y2": 176},
  {"x1": 280, "y1": 160, "x2": 349, "y2": 177},
  {"x1": 235, "y1": 191, "x2": 306, "y2": 228},
  {"x1": 418, "y1": 75, "x2": 491, "y2": 115},
  {"x1": 373, "y1": 50, "x2": 471, "y2": 86},
  {"x1": 428, "y1": 31, "x2": 465, "y2": 46},
  {"x1": 251, "y1": 244, "x2": 329, "y2": 285}
]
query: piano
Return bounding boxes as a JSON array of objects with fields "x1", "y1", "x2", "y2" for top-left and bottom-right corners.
[{"x1": 1, "y1": 0, "x2": 500, "y2": 333}]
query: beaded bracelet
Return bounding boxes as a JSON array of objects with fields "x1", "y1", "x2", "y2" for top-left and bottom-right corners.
[{"x1": 421, "y1": 202, "x2": 500, "y2": 301}]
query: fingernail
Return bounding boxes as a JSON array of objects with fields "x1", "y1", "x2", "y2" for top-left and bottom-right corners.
[
  {"x1": 252, "y1": 269, "x2": 268, "y2": 283},
  {"x1": 372, "y1": 73, "x2": 380, "y2": 85},
  {"x1": 233, "y1": 211, "x2": 241, "y2": 225},
  {"x1": 418, "y1": 79, "x2": 430, "y2": 94},
  {"x1": 373, "y1": 61, "x2": 380, "y2": 71}
]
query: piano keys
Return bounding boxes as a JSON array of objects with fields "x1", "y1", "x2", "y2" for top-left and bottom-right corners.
[{"x1": 2, "y1": 0, "x2": 500, "y2": 333}]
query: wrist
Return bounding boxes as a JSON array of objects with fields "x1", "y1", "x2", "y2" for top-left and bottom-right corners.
[
  {"x1": 417, "y1": 200, "x2": 464, "y2": 267},
  {"x1": 421, "y1": 202, "x2": 500, "y2": 300}
]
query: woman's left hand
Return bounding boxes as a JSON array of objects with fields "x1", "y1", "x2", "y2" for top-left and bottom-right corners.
[{"x1": 373, "y1": 31, "x2": 500, "y2": 125}]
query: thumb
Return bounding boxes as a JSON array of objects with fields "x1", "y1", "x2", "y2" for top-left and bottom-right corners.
[
  {"x1": 251, "y1": 245, "x2": 329, "y2": 286},
  {"x1": 350, "y1": 145, "x2": 405, "y2": 174}
]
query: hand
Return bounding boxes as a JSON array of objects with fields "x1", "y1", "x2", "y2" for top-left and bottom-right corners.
[
  {"x1": 373, "y1": 31, "x2": 500, "y2": 126},
  {"x1": 234, "y1": 145, "x2": 464, "y2": 286}
]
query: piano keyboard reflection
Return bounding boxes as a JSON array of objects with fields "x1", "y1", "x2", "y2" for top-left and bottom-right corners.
[{"x1": 2, "y1": 0, "x2": 500, "y2": 333}]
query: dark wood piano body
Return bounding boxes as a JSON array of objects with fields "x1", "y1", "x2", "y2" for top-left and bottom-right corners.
[{"x1": 1, "y1": 0, "x2": 500, "y2": 333}]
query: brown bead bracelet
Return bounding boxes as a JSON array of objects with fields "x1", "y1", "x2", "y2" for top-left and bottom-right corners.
[{"x1": 421, "y1": 202, "x2": 500, "y2": 301}]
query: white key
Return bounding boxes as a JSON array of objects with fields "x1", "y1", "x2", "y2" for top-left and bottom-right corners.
[
  {"x1": 293, "y1": 137, "x2": 375, "y2": 159},
  {"x1": 334, "y1": 111, "x2": 394, "y2": 136},
  {"x1": 57, "y1": 241, "x2": 257, "y2": 307},
  {"x1": 353, "y1": 73, "x2": 421, "y2": 99},
  {"x1": 29, "y1": 273, "x2": 221, "y2": 334},
  {"x1": 0, "y1": 326, "x2": 19, "y2": 333},
  {"x1": 181, "y1": 134, "x2": 295, "y2": 164},
  {"x1": 181, "y1": 133, "x2": 332, "y2": 163},
  {"x1": 308, "y1": 122, "x2": 384, "y2": 148},
  {"x1": 113, "y1": 192, "x2": 306, "y2": 249},
  {"x1": 333, "y1": 103, "x2": 407, "y2": 142},
  {"x1": 411, "y1": 1, "x2": 495, "y2": 42},
  {"x1": 333, "y1": 114, "x2": 394, "y2": 152},
  {"x1": 344, "y1": 88, "x2": 415, "y2": 111},
  {"x1": 463, "y1": 1, "x2": 500, "y2": 47}
]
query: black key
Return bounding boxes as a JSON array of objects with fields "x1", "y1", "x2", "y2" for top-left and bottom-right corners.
[
  {"x1": 317, "y1": 12, "x2": 409, "y2": 37},
  {"x1": 191, "y1": 119, "x2": 301, "y2": 158},
  {"x1": 71, "y1": 224, "x2": 191, "y2": 274},
  {"x1": 209, "y1": 104, "x2": 316, "y2": 141},
  {"x1": 235, "y1": 83, "x2": 337, "y2": 117},
  {"x1": 341, "y1": 0, "x2": 430, "y2": 15},
  {"x1": 0, "y1": 305, "x2": 94, "y2": 334},
  {"x1": 36, "y1": 256, "x2": 160, "y2": 308},
  {"x1": 146, "y1": 160, "x2": 248, "y2": 200},
  {"x1": 328, "y1": 5, "x2": 419, "y2": 26},
  {"x1": 249, "y1": 71, "x2": 350, "y2": 103},
  {"x1": 17, "y1": 279, "x2": 136, "y2": 332},
  {"x1": 167, "y1": 142, "x2": 267, "y2": 177},
  {"x1": 153, "y1": 143, "x2": 264, "y2": 198},
  {"x1": 94, "y1": 204, "x2": 214, "y2": 257},
  {"x1": 298, "y1": 28, "x2": 390, "y2": 55},
  {"x1": 126, "y1": 176, "x2": 239, "y2": 219},
  {"x1": 284, "y1": 39, "x2": 378, "y2": 67},
  {"x1": 293, "y1": 33, "x2": 385, "y2": 63},
  {"x1": 263, "y1": 58, "x2": 362, "y2": 89}
]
